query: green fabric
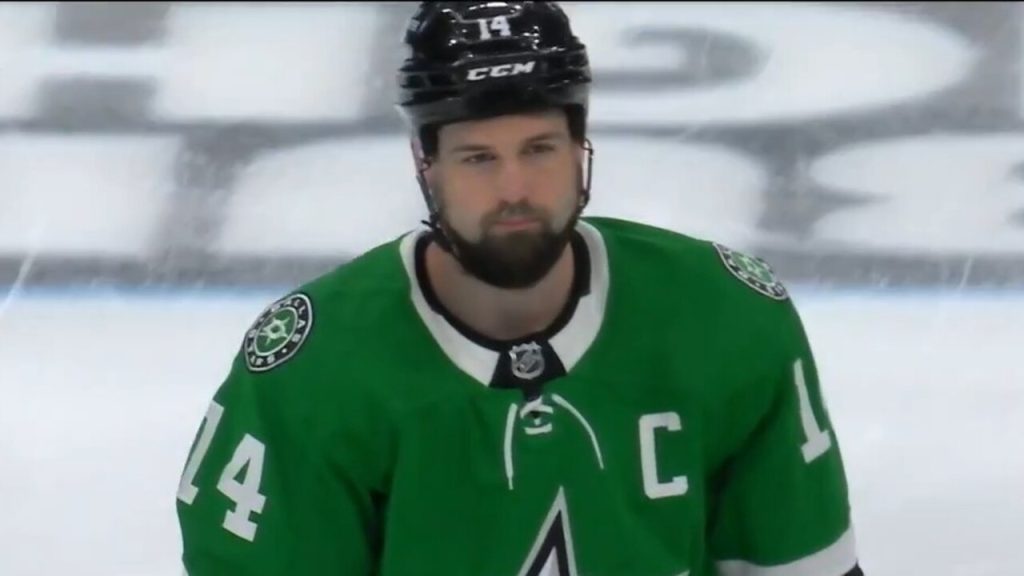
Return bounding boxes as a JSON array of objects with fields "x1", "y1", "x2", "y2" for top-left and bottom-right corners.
[{"x1": 177, "y1": 217, "x2": 855, "y2": 576}]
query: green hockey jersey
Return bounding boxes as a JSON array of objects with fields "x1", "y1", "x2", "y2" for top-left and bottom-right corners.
[{"x1": 176, "y1": 217, "x2": 861, "y2": 576}]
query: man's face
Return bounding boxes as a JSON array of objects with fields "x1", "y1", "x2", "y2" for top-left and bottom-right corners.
[{"x1": 423, "y1": 110, "x2": 584, "y2": 289}]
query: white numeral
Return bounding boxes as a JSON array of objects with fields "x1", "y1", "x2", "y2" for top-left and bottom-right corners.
[
  {"x1": 794, "y1": 358, "x2": 832, "y2": 463},
  {"x1": 217, "y1": 434, "x2": 267, "y2": 542},
  {"x1": 177, "y1": 400, "x2": 225, "y2": 505},
  {"x1": 477, "y1": 16, "x2": 512, "y2": 40},
  {"x1": 810, "y1": 134, "x2": 1024, "y2": 253},
  {"x1": 177, "y1": 401, "x2": 268, "y2": 541},
  {"x1": 562, "y1": 3, "x2": 972, "y2": 126}
]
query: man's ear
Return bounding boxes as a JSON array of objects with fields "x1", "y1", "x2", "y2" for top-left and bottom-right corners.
[
  {"x1": 411, "y1": 138, "x2": 437, "y2": 186},
  {"x1": 410, "y1": 138, "x2": 430, "y2": 171},
  {"x1": 410, "y1": 138, "x2": 440, "y2": 215}
]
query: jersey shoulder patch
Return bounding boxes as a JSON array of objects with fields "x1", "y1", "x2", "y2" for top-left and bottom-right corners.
[
  {"x1": 713, "y1": 243, "x2": 790, "y2": 301},
  {"x1": 243, "y1": 292, "x2": 315, "y2": 373}
]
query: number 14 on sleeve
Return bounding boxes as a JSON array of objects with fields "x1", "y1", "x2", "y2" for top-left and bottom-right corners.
[{"x1": 177, "y1": 400, "x2": 268, "y2": 542}]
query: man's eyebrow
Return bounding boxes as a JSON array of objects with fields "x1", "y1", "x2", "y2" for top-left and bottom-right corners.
[
  {"x1": 448, "y1": 131, "x2": 567, "y2": 154},
  {"x1": 523, "y1": 130, "x2": 568, "y2": 143},
  {"x1": 449, "y1": 142, "x2": 493, "y2": 154}
]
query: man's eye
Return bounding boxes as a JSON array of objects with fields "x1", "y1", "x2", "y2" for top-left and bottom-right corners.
[
  {"x1": 527, "y1": 143, "x2": 554, "y2": 155},
  {"x1": 462, "y1": 153, "x2": 493, "y2": 164}
]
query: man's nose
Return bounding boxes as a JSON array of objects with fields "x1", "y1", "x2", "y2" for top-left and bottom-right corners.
[{"x1": 494, "y1": 158, "x2": 531, "y2": 204}]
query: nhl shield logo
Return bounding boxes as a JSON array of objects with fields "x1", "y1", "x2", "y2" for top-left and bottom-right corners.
[
  {"x1": 244, "y1": 293, "x2": 314, "y2": 372},
  {"x1": 510, "y1": 342, "x2": 545, "y2": 380},
  {"x1": 714, "y1": 243, "x2": 789, "y2": 301}
]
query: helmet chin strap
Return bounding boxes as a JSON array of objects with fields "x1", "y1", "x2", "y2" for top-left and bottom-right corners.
[
  {"x1": 411, "y1": 140, "x2": 456, "y2": 254},
  {"x1": 412, "y1": 138, "x2": 596, "y2": 259},
  {"x1": 579, "y1": 138, "x2": 595, "y2": 209}
]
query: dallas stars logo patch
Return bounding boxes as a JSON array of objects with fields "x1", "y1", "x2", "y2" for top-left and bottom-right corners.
[
  {"x1": 714, "y1": 243, "x2": 789, "y2": 301},
  {"x1": 244, "y1": 293, "x2": 314, "y2": 372}
]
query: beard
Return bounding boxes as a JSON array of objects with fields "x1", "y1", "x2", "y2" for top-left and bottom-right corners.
[{"x1": 438, "y1": 199, "x2": 581, "y2": 290}]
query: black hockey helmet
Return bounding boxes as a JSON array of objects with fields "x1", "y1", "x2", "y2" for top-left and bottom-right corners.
[
  {"x1": 395, "y1": 1, "x2": 595, "y2": 235},
  {"x1": 396, "y1": 1, "x2": 592, "y2": 153}
]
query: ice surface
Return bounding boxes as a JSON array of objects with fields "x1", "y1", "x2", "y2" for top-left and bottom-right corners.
[{"x1": 1, "y1": 293, "x2": 1021, "y2": 576}]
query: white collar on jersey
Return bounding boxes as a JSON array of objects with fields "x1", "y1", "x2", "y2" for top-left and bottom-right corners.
[{"x1": 398, "y1": 220, "x2": 610, "y2": 386}]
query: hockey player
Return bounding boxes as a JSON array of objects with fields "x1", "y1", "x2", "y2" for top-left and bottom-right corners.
[{"x1": 176, "y1": 2, "x2": 864, "y2": 574}]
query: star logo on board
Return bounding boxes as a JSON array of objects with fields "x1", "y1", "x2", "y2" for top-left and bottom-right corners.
[{"x1": 244, "y1": 293, "x2": 314, "y2": 372}]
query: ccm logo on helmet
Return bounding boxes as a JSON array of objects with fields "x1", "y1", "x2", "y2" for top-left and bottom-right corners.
[{"x1": 466, "y1": 61, "x2": 537, "y2": 81}]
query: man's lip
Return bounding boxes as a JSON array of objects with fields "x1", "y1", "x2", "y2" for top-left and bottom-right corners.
[{"x1": 493, "y1": 218, "x2": 540, "y2": 228}]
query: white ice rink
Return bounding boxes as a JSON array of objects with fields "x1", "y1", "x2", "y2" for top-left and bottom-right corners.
[{"x1": 1, "y1": 291, "x2": 1022, "y2": 575}]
